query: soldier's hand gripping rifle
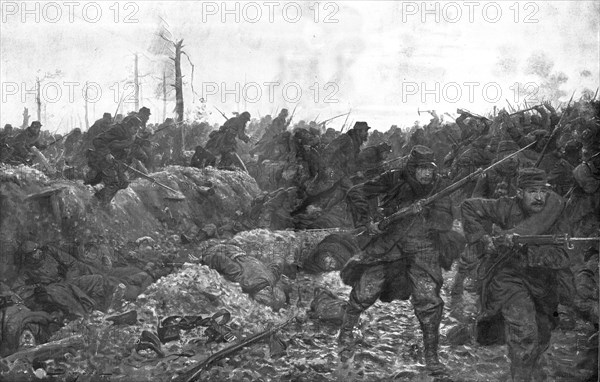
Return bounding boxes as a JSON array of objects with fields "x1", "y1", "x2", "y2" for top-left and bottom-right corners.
[{"x1": 377, "y1": 141, "x2": 536, "y2": 231}]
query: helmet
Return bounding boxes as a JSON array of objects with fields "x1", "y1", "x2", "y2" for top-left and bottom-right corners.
[{"x1": 240, "y1": 111, "x2": 251, "y2": 120}]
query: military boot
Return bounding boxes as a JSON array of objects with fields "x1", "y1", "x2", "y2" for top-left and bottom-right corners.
[
  {"x1": 422, "y1": 324, "x2": 447, "y2": 374},
  {"x1": 337, "y1": 310, "x2": 360, "y2": 347}
]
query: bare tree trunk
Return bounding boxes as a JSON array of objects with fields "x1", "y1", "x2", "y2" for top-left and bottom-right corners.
[
  {"x1": 22, "y1": 107, "x2": 30, "y2": 128},
  {"x1": 173, "y1": 39, "x2": 185, "y2": 161},
  {"x1": 174, "y1": 40, "x2": 184, "y2": 122},
  {"x1": 134, "y1": 53, "x2": 140, "y2": 111}
]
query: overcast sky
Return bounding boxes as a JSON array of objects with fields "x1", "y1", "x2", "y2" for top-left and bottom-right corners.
[{"x1": 1, "y1": 1, "x2": 599, "y2": 133}]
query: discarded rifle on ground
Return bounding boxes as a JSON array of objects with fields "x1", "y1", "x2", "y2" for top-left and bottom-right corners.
[{"x1": 172, "y1": 315, "x2": 295, "y2": 382}]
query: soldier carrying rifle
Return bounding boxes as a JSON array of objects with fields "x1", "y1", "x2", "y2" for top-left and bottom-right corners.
[
  {"x1": 461, "y1": 168, "x2": 576, "y2": 381},
  {"x1": 339, "y1": 145, "x2": 462, "y2": 375}
]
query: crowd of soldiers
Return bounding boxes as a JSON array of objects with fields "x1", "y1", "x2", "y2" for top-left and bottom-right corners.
[{"x1": 1, "y1": 95, "x2": 598, "y2": 380}]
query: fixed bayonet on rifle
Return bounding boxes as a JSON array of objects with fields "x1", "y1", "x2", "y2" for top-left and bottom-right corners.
[
  {"x1": 213, "y1": 106, "x2": 229, "y2": 121},
  {"x1": 377, "y1": 141, "x2": 536, "y2": 230},
  {"x1": 173, "y1": 315, "x2": 295, "y2": 382},
  {"x1": 318, "y1": 111, "x2": 350, "y2": 126},
  {"x1": 340, "y1": 109, "x2": 352, "y2": 132},
  {"x1": 285, "y1": 105, "x2": 298, "y2": 128},
  {"x1": 511, "y1": 233, "x2": 600, "y2": 250}
]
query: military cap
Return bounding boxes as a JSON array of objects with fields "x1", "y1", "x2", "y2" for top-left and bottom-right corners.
[
  {"x1": 240, "y1": 111, "x2": 251, "y2": 120},
  {"x1": 31, "y1": 121, "x2": 42, "y2": 127},
  {"x1": 353, "y1": 121, "x2": 371, "y2": 131},
  {"x1": 139, "y1": 107, "x2": 151, "y2": 115},
  {"x1": 409, "y1": 145, "x2": 436, "y2": 167},
  {"x1": 517, "y1": 168, "x2": 550, "y2": 189}
]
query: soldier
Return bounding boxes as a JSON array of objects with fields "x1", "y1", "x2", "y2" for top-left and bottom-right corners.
[
  {"x1": 340, "y1": 145, "x2": 457, "y2": 374},
  {"x1": 1, "y1": 124, "x2": 14, "y2": 140},
  {"x1": 472, "y1": 140, "x2": 522, "y2": 199},
  {"x1": 205, "y1": 111, "x2": 251, "y2": 169},
  {"x1": 0, "y1": 124, "x2": 15, "y2": 162},
  {"x1": 86, "y1": 113, "x2": 113, "y2": 143},
  {"x1": 202, "y1": 244, "x2": 289, "y2": 311},
  {"x1": 7, "y1": 121, "x2": 46, "y2": 164},
  {"x1": 64, "y1": 128, "x2": 83, "y2": 159},
  {"x1": 123, "y1": 107, "x2": 151, "y2": 128},
  {"x1": 84, "y1": 116, "x2": 142, "y2": 205},
  {"x1": 323, "y1": 121, "x2": 370, "y2": 184},
  {"x1": 548, "y1": 139, "x2": 581, "y2": 196},
  {"x1": 190, "y1": 145, "x2": 217, "y2": 169},
  {"x1": 461, "y1": 168, "x2": 572, "y2": 381},
  {"x1": 250, "y1": 108, "x2": 289, "y2": 159}
]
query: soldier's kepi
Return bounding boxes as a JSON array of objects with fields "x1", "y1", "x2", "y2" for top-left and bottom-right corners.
[{"x1": 377, "y1": 140, "x2": 537, "y2": 231}]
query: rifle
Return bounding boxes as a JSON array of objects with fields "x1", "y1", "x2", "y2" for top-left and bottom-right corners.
[
  {"x1": 118, "y1": 161, "x2": 186, "y2": 200},
  {"x1": 113, "y1": 91, "x2": 126, "y2": 123},
  {"x1": 285, "y1": 105, "x2": 298, "y2": 128},
  {"x1": 151, "y1": 120, "x2": 185, "y2": 136},
  {"x1": 510, "y1": 233, "x2": 600, "y2": 250},
  {"x1": 340, "y1": 109, "x2": 352, "y2": 132},
  {"x1": 505, "y1": 99, "x2": 516, "y2": 113},
  {"x1": 43, "y1": 129, "x2": 77, "y2": 149},
  {"x1": 173, "y1": 315, "x2": 295, "y2": 382},
  {"x1": 508, "y1": 105, "x2": 540, "y2": 117},
  {"x1": 534, "y1": 90, "x2": 575, "y2": 168},
  {"x1": 214, "y1": 106, "x2": 229, "y2": 121},
  {"x1": 457, "y1": 108, "x2": 491, "y2": 122},
  {"x1": 377, "y1": 141, "x2": 536, "y2": 230}
]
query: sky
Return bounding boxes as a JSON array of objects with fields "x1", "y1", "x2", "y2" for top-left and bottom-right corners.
[{"x1": 1, "y1": 0, "x2": 599, "y2": 133}]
